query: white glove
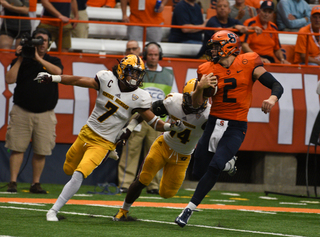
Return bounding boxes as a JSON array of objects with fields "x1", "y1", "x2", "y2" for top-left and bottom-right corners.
[
  {"x1": 34, "y1": 72, "x2": 61, "y2": 83},
  {"x1": 164, "y1": 120, "x2": 185, "y2": 132},
  {"x1": 108, "y1": 150, "x2": 119, "y2": 160}
]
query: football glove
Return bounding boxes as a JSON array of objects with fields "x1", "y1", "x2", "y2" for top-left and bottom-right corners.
[
  {"x1": 115, "y1": 118, "x2": 139, "y2": 145},
  {"x1": 115, "y1": 127, "x2": 132, "y2": 145},
  {"x1": 164, "y1": 120, "x2": 185, "y2": 132},
  {"x1": 34, "y1": 72, "x2": 61, "y2": 83},
  {"x1": 34, "y1": 72, "x2": 52, "y2": 83}
]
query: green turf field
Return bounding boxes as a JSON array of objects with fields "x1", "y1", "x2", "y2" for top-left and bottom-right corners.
[{"x1": 0, "y1": 182, "x2": 319, "y2": 237}]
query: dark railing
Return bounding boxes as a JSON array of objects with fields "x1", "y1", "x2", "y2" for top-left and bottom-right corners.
[{"x1": 0, "y1": 14, "x2": 319, "y2": 66}]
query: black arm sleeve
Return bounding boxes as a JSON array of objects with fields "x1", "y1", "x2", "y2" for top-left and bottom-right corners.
[
  {"x1": 258, "y1": 72, "x2": 284, "y2": 100},
  {"x1": 152, "y1": 100, "x2": 169, "y2": 117}
]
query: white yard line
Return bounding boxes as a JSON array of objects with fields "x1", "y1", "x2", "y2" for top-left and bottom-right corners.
[
  {"x1": 279, "y1": 202, "x2": 307, "y2": 206},
  {"x1": 209, "y1": 199, "x2": 236, "y2": 202},
  {"x1": 0, "y1": 205, "x2": 305, "y2": 237},
  {"x1": 221, "y1": 192, "x2": 240, "y2": 196},
  {"x1": 259, "y1": 196, "x2": 278, "y2": 200}
]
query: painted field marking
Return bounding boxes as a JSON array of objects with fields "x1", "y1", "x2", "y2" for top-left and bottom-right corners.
[
  {"x1": 0, "y1": 205, "x2": 305, "y2": 237},
  {"x1": 1, "y1": 197, "x2": 320, "y2": 214}
]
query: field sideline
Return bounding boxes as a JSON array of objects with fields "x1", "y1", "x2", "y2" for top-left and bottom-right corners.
[
  {"x1": 1, "y1": 197, "x2": 320, "y2": 214},
  {"x1": 0, "y1": 183, "x2": 319, "y2": 237}
]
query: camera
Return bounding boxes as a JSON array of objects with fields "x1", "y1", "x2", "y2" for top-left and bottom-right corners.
[{"x1": 18, "y1": 33, "x2": 44, "y2": 58}]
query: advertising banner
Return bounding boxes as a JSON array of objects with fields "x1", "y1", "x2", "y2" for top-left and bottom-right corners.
[{"x1": 0, "y1": 53, "x2": 319, "y2": 153}]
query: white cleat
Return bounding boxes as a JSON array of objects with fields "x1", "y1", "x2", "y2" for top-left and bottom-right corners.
[
  {"x1": 227, "y1": 156, "x2": 237, "y2": 176},
  {"x1": 46, "y1": 209, "x2": 58, "y2": 221}
]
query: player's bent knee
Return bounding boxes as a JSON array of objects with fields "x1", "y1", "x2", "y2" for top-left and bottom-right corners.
[
  {"x1": 139, "y1": 173, "x2": 153, "y2": 187},
  {"x1": 63, "y1": 163, "x2": 75, "y2": 176},
  {"x1": 159, "y1": 189, "x2": 176, "y2": 199}
]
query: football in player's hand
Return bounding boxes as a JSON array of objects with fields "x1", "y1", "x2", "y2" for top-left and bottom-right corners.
[
  {"x1": 203, "y1": 86, "x2": 218, "y2": 97},
  {"x1": 198, "y1": 74, "x2": 218, "y2": 97}
]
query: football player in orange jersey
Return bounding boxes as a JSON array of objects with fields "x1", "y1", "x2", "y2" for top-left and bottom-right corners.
[{"x1": 175, "y1": 30, "x2": 283, "y2": 228}]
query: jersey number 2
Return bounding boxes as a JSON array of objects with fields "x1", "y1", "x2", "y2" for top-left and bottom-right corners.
[{"x1": 223, "y1": 78, "x2": 237, "y2": 103}]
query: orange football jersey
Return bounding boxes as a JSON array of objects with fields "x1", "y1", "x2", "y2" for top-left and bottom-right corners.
[{"x1": 197, "y1": 52, "x2": 263, "y2": 121}]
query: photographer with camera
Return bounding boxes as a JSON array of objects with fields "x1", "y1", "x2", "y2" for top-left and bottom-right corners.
[{"x1": 5, "y1": 28, "x2": 63, "y2": 194}]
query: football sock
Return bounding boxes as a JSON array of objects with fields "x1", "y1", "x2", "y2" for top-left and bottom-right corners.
[
  {"x1": 51, "y1": 171, "x2": 84, "y2": 212},
  {"x1": 122, "y1": 201, "x2": 132, "y2": 211},
  {"x1": 186, "y1": 202, "x2": 197, "y2": 211}
]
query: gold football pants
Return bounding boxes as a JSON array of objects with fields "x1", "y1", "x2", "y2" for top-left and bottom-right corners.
[
  {"x1": 64, "y1": 125, "x2": 116, "y2": 178},
  {"x1": 139, "y1": 135, "x2": 191, "y2": 198}
]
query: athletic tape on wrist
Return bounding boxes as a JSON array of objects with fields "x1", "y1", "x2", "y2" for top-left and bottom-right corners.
[
  {"x1": 163, "y1": 123, "x2": 171, "y2": 131},
  {"x1": 153, "y1": 118, "x2": 159, "y2": 130},
  {"x1": 52, "y1": 75, "x2": 61, "y2": 83},
  {"x1": 147, "y1": 115, "x2": 157, "y2": 125}
]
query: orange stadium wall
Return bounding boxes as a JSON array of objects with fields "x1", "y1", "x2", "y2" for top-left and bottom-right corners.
[{"x1": 0, "y1": 53, "x2": 320, "y2": 154}]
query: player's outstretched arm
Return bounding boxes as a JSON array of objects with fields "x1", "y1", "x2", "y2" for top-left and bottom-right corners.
[
  {"x1": 115, "y1": 100, "x2": 170, "y2": 144},
  {"x1": 138, "y1": 109, "x2": 185, "y2": 132},
  {"x1": 34, "y1": 72, "x2": 99, "y2": 90},
  {"x1": 254, "y1": 67, "x2": 284, "y2": 114}
]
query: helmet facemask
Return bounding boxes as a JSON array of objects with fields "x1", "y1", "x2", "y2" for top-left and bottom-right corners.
[
  {"x1": 182, "y1": 79, "x2": 207, "y2": 114},
  {"x1": 121, "y1": 64, "x2": 145, "y2": 89},
  {"x1": 205, "y1": 41, "x2": 223, "y2": 63}
]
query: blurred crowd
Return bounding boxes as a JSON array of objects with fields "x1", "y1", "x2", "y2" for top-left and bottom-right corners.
[{"x1": 0, "y1": 0, "x2": 319, "y2": 64}]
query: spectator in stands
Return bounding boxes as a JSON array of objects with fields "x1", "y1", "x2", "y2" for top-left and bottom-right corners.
[
  {"x1": 5, "y1": 28, "x2": 63, "y2": 194},
  {"x1": 229, "y1": 0, "x2": 257, "y2": 24},
  {"x1": 29, "y1": 0, "x2": 37, "y2": 34},
  {"x1": 276, "y1": 0, "x2": 311, "y2": 31},
  {"x1": 197, "y1": 0, "x2": 261, "y2": 58},
  {"x1": 120, "y1": 0, "x2": 168, "y2": 42},
  {"x1": 87, "y1": 0, "x2": 116, "y2": 8},
  {"x1": 0, "y1": 0, "x2": 31, "y2": 49},
  {"x1": 71, "y1": 0, "x2": 89, "y2": 38},
  {"x1": 241, "y1": 1, "x2": 290, "y2": 64},
  {"x1": 294, "y1": 5, "x2": 320, "y2": 65},
  {"x1": 118, "y1": 42, "x2": 177, "y2": 194},
  {"x1": 169, "y1": 0, "x2": 208, "y2": 44},
  {"x1": 125, "y1": 40, "x2": 141, "y2": 56},
  {"x1": 37, "y1": 0, "x2": 79, "y2": 52}
]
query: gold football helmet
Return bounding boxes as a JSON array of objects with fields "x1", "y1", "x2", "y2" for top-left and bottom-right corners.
[
  {"x1": 117, "y1": 54, "x2": 146, "y2": 89},
  {"x1": 182, "y1": 78, "x2": 208, "y2": 114}
]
